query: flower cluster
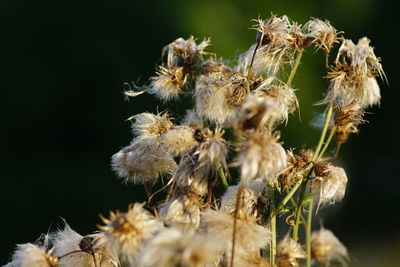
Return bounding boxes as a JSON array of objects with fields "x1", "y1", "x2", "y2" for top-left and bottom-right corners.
[{"x1": 5, "y1": 13, "x2": 384, "y2": 267}]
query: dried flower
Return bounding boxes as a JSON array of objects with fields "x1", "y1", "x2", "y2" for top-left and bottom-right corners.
[
  {"x1": 131, "y1": 112, "x2": 174, "y2": 138},
  {"x1": 159, "y1": 188, "x2": 203, "y2": 232},
  {"x1": 238, "y1": 131, "x2": 287, "y2": 184},
  {"x1": 279, "y1": 149, "x2": 313, "y2": 191},
  {"x1": 276, "y1": 235, "x2": 306, "y2": 267},
  {"x1": 312, "y1": 163, "x2": 348, "y2": 209},
  {"x1": 99, "y1": 203, "x2": 163, "y2": 265},
  {"x1": 157, "y1": 125, "x2": 197, "y2": 155},
  {"x1": 136, "y1": 228, "x2": 223, "y2": 267},
  {"x1": 311, "y1": 228, "x2": 348, "y2": 266},
  {"x1": 334, "y1": 100, "x2": 365, "y2": 144},
  {"x1": 5, "y1": 243, "x2": 58, "y2": 267},
  {"x1": 304, "y1": 18, "x2": 340, "y2": 53},
  {"x1": 111, "y1": 137, "x2": 177, "y2": 185},
  {"x1": 148, "y1": 66, "x2": 188, "y2": 100}
]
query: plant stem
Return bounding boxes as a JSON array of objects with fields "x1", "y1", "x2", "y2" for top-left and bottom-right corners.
[
  {"x1": 287, "y1": 49, "x2": 304, "y2": 86},
  {"x1": 230, "y1": 185, "x2": 244, "y2": 267},
  {"x1": 306, "y1": 196, "x2": 314, "y2": 267},
  {"x1": 313, "y1": 104, "x2": 334, "y2": 161},
  {"x1": 317, "y1": 126, "x2": 336, "y2": 160},
  {"x1": 275, "y1": 178, "x2": 303, "y2": 215},
  {"x1": 270, "y1": 191, "x2": 276, "y2": 267},
  {"x1": 292, "y1": 179, "x2": 307, "y2": 241}
]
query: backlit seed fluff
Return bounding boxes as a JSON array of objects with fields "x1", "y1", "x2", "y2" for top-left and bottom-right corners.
[
  {"x1": 200, "y1": 209, "x2": 270, "y2": 258},
  {"x1": 111, "y1": 138, "x2": 177, "y2": 185},
  {"x1": 99, "y1": 203, "x2": 163, "y2": 266},
  {"x1": 148, "y1": 66, "x2": 187, "y2": 100},
  {"x1": 182, "y1": 109, "x2": 203, "y2": 129},
  {"x1": 159, "y1": 189, "x2": 202, "y2": 232},
  {"x1": 311, "y1": 228, "x2": 348, "y2": 266},
  {"x1": 195, "y1": 72, "x2": 239, "y2": 124},
  {"x1": 312, "y1": 165, "x2": 348, "y2": 209},
  {"x1": 157, "y1": 125, "x2": 197, "y2": 155},
  {"x1": 163, "y1": 36, "x2": 210, "y2": 68},
  {"x1": 239, "y1": 131, "x2": 287, "y2": 184},
  {"x1": 276, "y1": 235, "x2": 306, "y2": 267},
  {"x1": 136, "y1": 228, "x2": 223, "y2": 267},
  {"x1": 304, "y1": 18, "x2": 340, "y2": 52},
  {"x1": 220, "y1": 179, "x2": 269, "y2": 218},
  {"x1": 131, "y1": 112, "x2": 174, "y2": 138},
  {"x1": 5, "y1": 243, "x2": 58, "y2": 267},
  {"x1": 253, "y1": 78, "x2": 298, "y2": 124},
  {"x1": 233, "y1": 253, "x2": 270, "y2": 267}
]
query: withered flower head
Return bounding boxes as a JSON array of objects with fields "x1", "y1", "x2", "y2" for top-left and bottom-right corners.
[
  {"x1": 279, "y1": 149, "x2": 313, "y2": 191},
  {"x1": 99, "y1": 203, "x2": 163, "y2": 265},
  {"x1": 304, "y1": 18, "x2": 340, "y2": 53},
  {"x1": 6, "y1": 243, "x2": 58, "y2": 267},
  {"x1": 131, "y1": 112, "x2": 174, "y2": 138},
  {"x1": 312, "y1": 163, "x2": 348, "y2": 209},
  {"x1": 334, "y1": 101, "x2": 365, "y2": 144},
  {"x1": 157, "y1": 125, "x2": 198, "y2": 156},
  {"x1": 311, "y1": 228, "x2": 348, "y2": 266},
  {"x1": 238, "y1": 131, "x2": 287, "y2": 184},
  {"x1": 252, "y1": 14, "x2": 294, "y2": 48},
  {"x1": 111, "y1": 138, "x2": 177, "y2": 185},
  {"x1": 148, "y1": 66, "x2": 188, "y2": 101},
  {"x1": 276, "y1": 235, "x2": 306, "y2": 267},
  {"x1": 163, "y1": 36, "x2": 210, "y2": 69}
]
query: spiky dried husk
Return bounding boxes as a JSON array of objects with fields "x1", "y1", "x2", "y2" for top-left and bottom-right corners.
[
  {"x1": 111, "y1": 137, "x2": 177, "y2": 185},
  {"x1": 334, "y1": 101, "x2": 365, "y2": 143},
  {"x1": 148, "y1": 66, "x2": 188, "y2": 100},
  {"x1": 279, "y1": 149, "x2": 313, "y2": 191},
  {"x1": 131, "y1": 112, "x2": 174, "y2": 138},
  {"x1": 304, "y1": 18, "x2": 340, "y2": 52},
  {"x1": 99, "y1": 203, "x2": 163, "y2": 266}
]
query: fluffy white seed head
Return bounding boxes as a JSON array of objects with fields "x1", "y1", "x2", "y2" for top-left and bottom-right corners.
[
  {"x1": 5, "y1": 243, "x2": 58, "y2": 267},
  {"x1": 304, "y1": 18, "x2": 339, "y2": 52},
  {"x1": 148, "y1": 66, "x2": 188, "y2": 101},
  {"x1": 111, "y1": 137, "x2": 177, "y2": 185},
  {"x1": 311, "y1": 228, "x2": 348, "y2": 266},
  {"x1": 99, "y1": 203, "x2": 163, "y2": 266},
  {"x1": 131, "y1": 112, "x2": 174, "y2": 138},
  {"x1": 238, "y1": 131, "x2": 287, "y2": 184},
  {"x1": 276, "y1": 235, "x2": 306, "y2": 267},
  {"x1": 312, "y1": 165, "x2": 348, "y2": 209},
  {"x1": 157, "y1": 125, "x2": 197, "y2": 155},
  {"x1": 136, "y1": 228, "x2": 223, "y2": 267}
]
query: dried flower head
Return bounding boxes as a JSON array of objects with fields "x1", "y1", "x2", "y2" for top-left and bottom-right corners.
[
  {"x1": 131, "y1": 112, "x2": 174, "y2": 138},
  {"x1": 173, "y1": 129, "x2": 228, "y2": 195},
  {"x1": 5, "y1": 243, "x2": 58, "y2": 267},
  {"x1": 220, "y1": 179, "x2": 269, "y2": 218},
  {"x1": 279, "y1": 149, "x2": 313, "y2": 191},
  {"x1": 276, "y1": 235, "x2": 306, "y2": 267},
  {"x1": 238, "y1": 131, "x2": 287, "y2": 184},
  {"x1": 99, "y1": 203, "x2": 163, "y2": 265},
  {"x1": 111, "y1": 137, "x2": 177, "y2": 185},
  {"x1": 334, "y1": 100, "x2": 366, "y2": 144},
  {"x1": 159, "y1": 188, "x2": 203, "y2": 232},
  {"x1": 253, "y1": 78, "x2": 298, "y2": 124},
  {"x1": 324, "y1": 37, "x2": 385, "y2": 108},
  {"x1": 163, "y1": 36, "x2": 210, "y2": 69},
  {"x1": 148, "y1": 66, "x2": 188, "y2": 100},
  {"x1": 136, "y1": 228, "x2": 223, "y2": 267},
  {"x1": 312, "y1": 164, "x2": 348, "y2": 209},
  {"x1": 200, "y1": 209, "x2": 270, "y2": 260},
  {"x1": 233, "y1": 253, "x2": 270, "y2": 267},
  {"x1": 304, "y1": 18, "x2": 340, "y2": 53},
  {"x1": 157, "y1": 125, "x2": 198, "y2": 155},
  {"x1": 311, "y1": 228, "x2": 348, "y2": 266}
]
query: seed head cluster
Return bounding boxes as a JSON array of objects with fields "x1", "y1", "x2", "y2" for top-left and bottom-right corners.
[{"x1": 5, "y1": 12, "x2": 385, "y2": 267}]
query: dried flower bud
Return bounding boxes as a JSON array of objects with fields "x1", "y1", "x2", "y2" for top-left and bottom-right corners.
[
  {"x1": 111, "y1": 138, "x2": 177, "y2": 185},
  {"x1": 131, "y1": 112, "x2": 174, "y2": 138},
  {"x1": 5, "y1": 243, "x2": 58, "y2": 267},
  {"x1": 239, "y1": 131, "x2": 287, "y2": 184},
  {"x1": 148, "y1": 66, "x2": 188, "y2": 100},
  {"x1": 136, "y1": 228, "x2": 223, "y2": 267},
  {"x1": 312, "y1": 164, "x2": 348, "y2": 209},
  {"x1": 279, "y1": 149, "x2": 313, "y2": 191},
  {"x1": 334, "y1": 101, "x2": 365, "y2": 144},
  {"x1": 311, "y1": 228, "x2": 348, "y2": 266},
  {"x1": 99, "y1": 203, "x2": 163, "y2": 266},
  {"x1": 276, "y1": 235, "x2": 306, "y2": 267}
]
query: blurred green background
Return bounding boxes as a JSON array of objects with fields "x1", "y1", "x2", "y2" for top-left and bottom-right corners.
[{"x1": 1, "y1": 0, "x2": 399, "y2": 266}]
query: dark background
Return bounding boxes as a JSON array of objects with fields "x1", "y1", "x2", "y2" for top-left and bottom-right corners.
[{"x1": 1, "y1": 0, "x2": 399, "y2": 266}]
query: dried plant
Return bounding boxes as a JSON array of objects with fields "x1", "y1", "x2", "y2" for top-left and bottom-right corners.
[{"x1": 4, "y1": 13, "x2": 385, "y2": 267}]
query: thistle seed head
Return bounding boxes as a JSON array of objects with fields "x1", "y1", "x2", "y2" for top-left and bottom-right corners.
[{"x1": 311, "y1": 228, "x2": 348, "y2": 266}]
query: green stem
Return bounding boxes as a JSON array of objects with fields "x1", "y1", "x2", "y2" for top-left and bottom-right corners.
[
  {"x1": 313, "y1": 104, "x2": 334, "y2": 161},
  {"x1": 306, "y1": 196, "x2": 314, "y2": 267},
  {"x1": 290, "y1": 198, "x2": 307, "y2": 226},
  {"x1": 270, "y1": 191, "x2": 276, "y2": 267},
  {"x1": 317, "y1": 126, "x2": 336, "y2": 160},
  {"x1": 292, "y1": 179, "x2": 307, "y2": 241},
  {"x1": 275, "y1": 178, "x2": 303, "y2": 215},
  {"x1": 287, "y1": 49, "x2": 304, "y2": 86},
  {"x1": 219, "y1": 167, "x2": 229, "y2": 188}
]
